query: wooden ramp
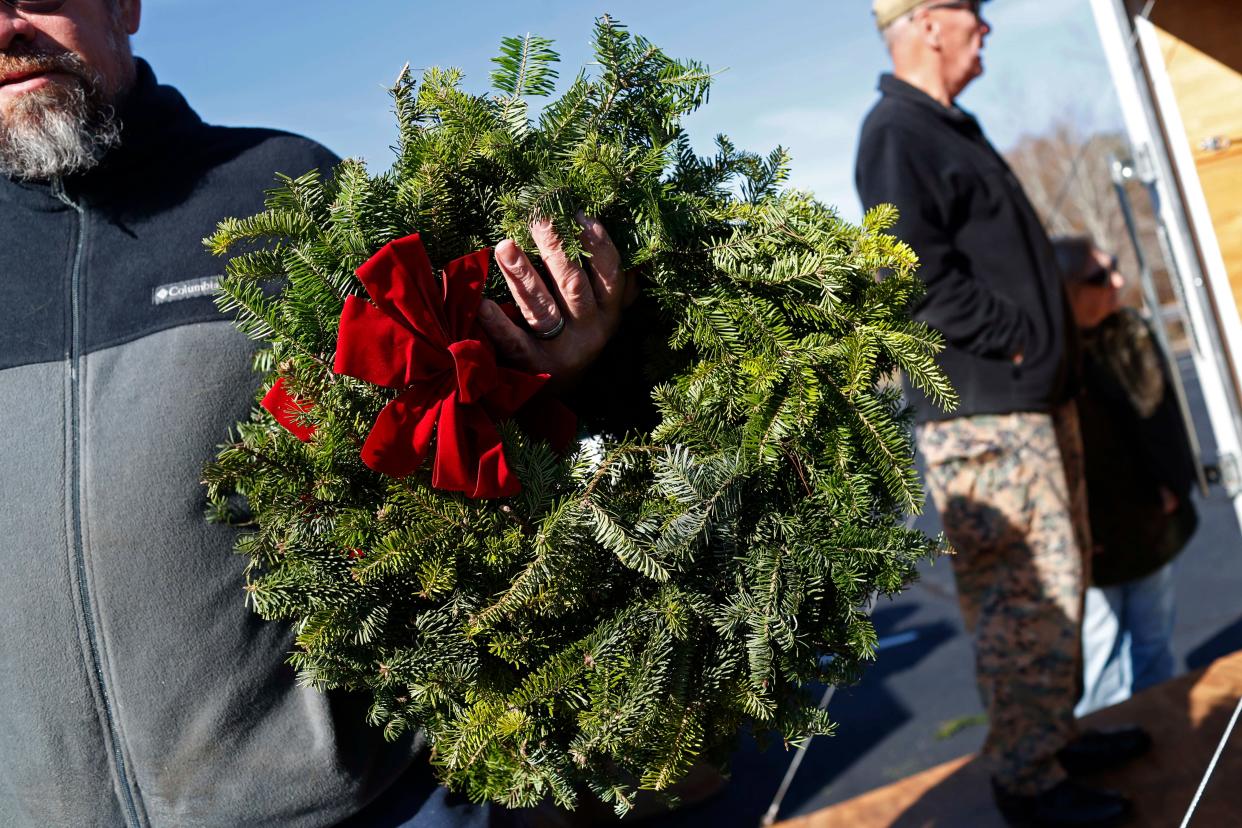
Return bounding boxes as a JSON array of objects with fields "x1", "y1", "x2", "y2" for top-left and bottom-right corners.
[{"x1": 778, "y1": 651, "x2": 1242, "y2": 828}]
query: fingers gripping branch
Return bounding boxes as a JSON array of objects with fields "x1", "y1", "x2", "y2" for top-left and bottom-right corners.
[{"x1": 479, "y1": 215, "x2": 632, "y2": 388}]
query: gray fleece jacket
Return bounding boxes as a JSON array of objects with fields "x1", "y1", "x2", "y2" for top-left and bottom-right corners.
[{"x1": 0, "y1": 61, "x2": 420, "y2": 827}]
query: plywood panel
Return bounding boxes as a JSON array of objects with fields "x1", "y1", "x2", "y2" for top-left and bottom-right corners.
[{"x1": 1152, "y1": 22, "x2": 1242, "y2": 326}]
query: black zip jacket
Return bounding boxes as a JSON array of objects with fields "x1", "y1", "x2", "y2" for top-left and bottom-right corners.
[
  {"x1": 0, "y1": 60, "x2": 431, "y2": 827},
  {"x1": 1078, "y1": 309, "x2": 1197, "y2": 586},
  {"x1": 855, "y1": 74, "x2": 1076, "y2": 422}
]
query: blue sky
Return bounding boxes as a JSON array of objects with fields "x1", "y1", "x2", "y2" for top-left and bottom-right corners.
[{"x1": 133, "y1": 0, "x2": 1122, "y2": 222}]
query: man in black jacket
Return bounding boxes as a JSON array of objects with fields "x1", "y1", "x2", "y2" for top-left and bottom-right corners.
[
  {"x1": 0, "y1": 1, "x2": 625, "y2": 825},
  {"x1": 856, "y1": 2, "x2": 1143, "y2": 826}
]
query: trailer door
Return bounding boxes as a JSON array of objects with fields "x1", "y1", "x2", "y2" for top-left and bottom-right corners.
[{"x1": 1092, "y1": 0, "x2": 1242, "y2": 525}]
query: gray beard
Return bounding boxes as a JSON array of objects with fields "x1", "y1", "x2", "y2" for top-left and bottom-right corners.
[{"x1": 0, "y1": 54, "x2": 124, "y2": 182}]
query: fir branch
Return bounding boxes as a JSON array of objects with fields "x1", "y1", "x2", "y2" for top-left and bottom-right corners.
[{"x1": 491, "y1": 34, "x2": 560, "y2": 98}]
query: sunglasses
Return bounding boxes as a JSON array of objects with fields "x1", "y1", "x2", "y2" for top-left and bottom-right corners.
[
  {"x1": 0, "y1": 0, "x2": 67, "y2": 11},
  {"x1": 1082, "y1": 255, "x2": 1119, "y2": 287}
]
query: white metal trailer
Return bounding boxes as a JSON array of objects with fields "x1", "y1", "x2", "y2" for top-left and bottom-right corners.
[{"x1": 1091, "y1": 0, "x2": 1242, "y2": 526}]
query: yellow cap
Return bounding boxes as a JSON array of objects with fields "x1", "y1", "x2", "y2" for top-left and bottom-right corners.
[
  {"x1": 872, "y1": 0, "x2": 927, "y2": 30},
  {"x1": 874, "y1": 0, "x2": 988, "y2": 30}
]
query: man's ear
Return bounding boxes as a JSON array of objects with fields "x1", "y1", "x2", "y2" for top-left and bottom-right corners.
[
  {"x1": 922, "y1": 16, "x2": 942, "y2": 49},
  {"x1": 119, "y1": 0, "x2": 141, "y2": 36}
]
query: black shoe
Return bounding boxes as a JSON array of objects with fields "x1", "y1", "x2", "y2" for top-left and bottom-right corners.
[
  {"x1": 1057, "y1": 726, "x2": 1152, "y2": 775},
  {"x1": 992, "y1": 779, "x2": 1131, "y2": 827}
]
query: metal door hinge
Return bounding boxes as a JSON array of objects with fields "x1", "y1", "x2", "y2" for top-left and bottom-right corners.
[
  {"x1": 1205, "y1": 453, "x2": 1242, "y2": 497},
  {"x1": 1198, "y1": 135, "x2": 1235, "y2": 154}
]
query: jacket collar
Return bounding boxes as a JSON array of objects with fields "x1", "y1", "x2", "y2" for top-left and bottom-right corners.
[
  {"x1": 0, "y1": 57, "x2": 202, "y2": 210},
  {"x1": 878, "y1": 73, "x2": 982, "y2": 133}
]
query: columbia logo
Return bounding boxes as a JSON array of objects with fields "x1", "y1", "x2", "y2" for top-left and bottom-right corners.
[{"x1": 152, "y1": 277, "x2": 222, "y2": 305}]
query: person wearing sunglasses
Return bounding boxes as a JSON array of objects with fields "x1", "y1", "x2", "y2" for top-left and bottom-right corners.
[
  {"x1": 1055, "y1": 237, "x2": 1198, "y2": 720},
  {"x1": 856, "y1": 2, "x2": 1145, "y2": 826},
  {"x1": 0, "y1": 2, "x2": 633, "y2": 827}
]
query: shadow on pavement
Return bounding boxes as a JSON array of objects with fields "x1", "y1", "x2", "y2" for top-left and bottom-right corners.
[{"x1": 1186, "y1": 613, "x2": 1242, "y2": 670}]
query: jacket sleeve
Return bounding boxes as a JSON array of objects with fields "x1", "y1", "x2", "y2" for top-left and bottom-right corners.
[{"x1": 856, "y1": 127, "x2": 1034, "y2": 360}]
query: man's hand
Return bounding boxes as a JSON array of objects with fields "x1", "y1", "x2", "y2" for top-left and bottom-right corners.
[{"x1": 477, "y1": 214, "x2": 637, "y2": 387}]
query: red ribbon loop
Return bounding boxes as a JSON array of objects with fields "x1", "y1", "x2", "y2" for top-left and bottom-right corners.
[{"x1": 261, "y1": 378, "x2": 316, "y2": 442}]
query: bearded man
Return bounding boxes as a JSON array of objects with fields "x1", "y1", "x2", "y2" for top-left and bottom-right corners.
[
  {"x1": 854, "y1": 1, "x2": 1149, "y2": 826},
  {"x1": 0, "y1": 2, "x2": 125, "y2": 177},
  {"x1": 0, "y1": 1, "x2": 625, "y2": 825}
]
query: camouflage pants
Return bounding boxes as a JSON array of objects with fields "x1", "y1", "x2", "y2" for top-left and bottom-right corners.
[{"x1": 918, "y1": 402, "x2": 1090, "y2": 794}]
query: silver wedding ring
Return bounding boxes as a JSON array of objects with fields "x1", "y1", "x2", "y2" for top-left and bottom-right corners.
[{"x1": 532, "y1": 316, "x2": 566, "y2": 340}]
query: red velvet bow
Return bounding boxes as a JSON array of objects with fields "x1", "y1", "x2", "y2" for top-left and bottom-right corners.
[
  {"x1": 262, "y1": 378, "x2": 316, "y2": 442},
  {"x1": 332, "y1": 234, "x2": 552, "y2": 498}
]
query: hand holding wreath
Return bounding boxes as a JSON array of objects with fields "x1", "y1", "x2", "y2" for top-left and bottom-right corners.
[{"x1": 482, "y1": 215, "x2": 637, "y2": 387}]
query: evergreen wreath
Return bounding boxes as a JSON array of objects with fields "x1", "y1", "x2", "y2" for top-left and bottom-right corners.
[{"x1": 204, "y1": 16, "x2": 955, "y2": 814}]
